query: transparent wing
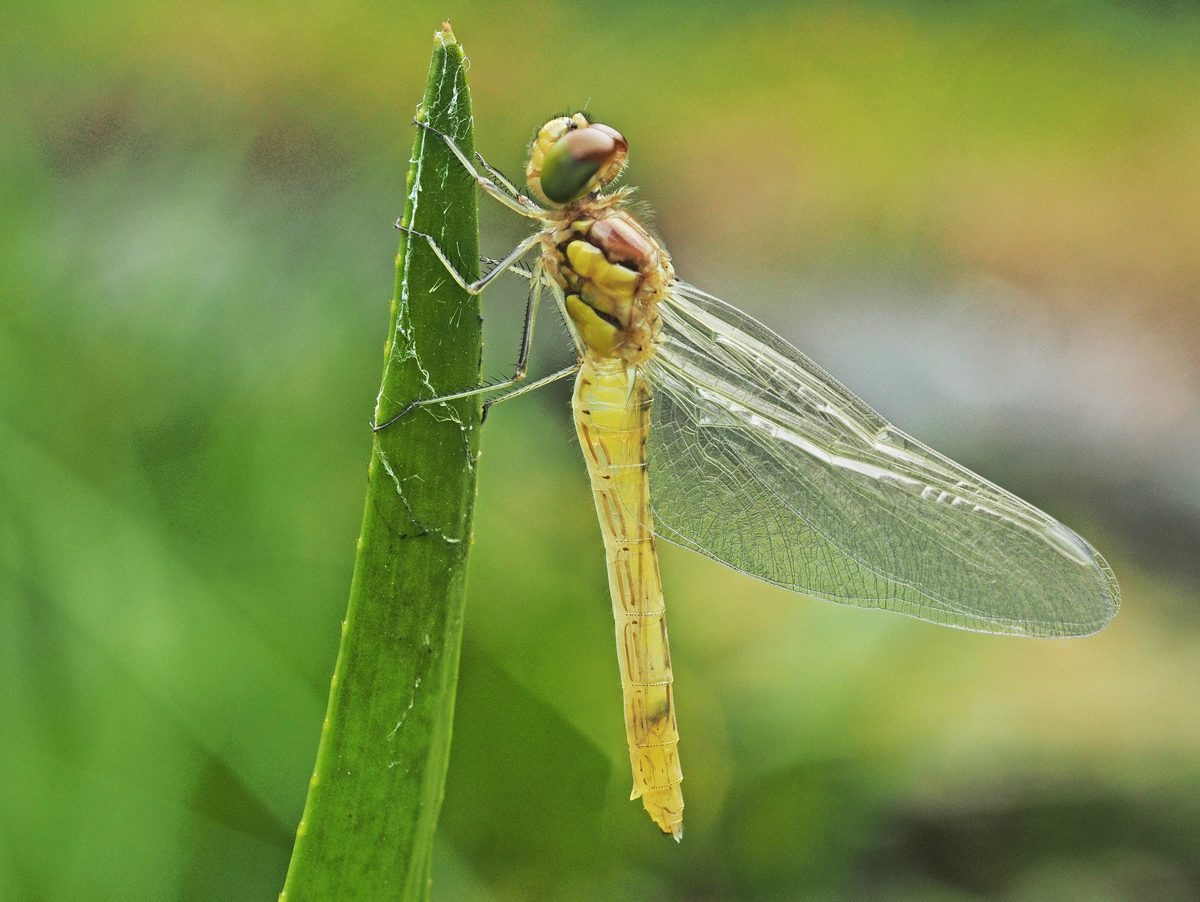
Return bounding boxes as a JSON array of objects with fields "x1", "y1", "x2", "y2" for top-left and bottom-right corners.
[{"x1": 642, "y1": 282, "x2": 1120, "y2": 637}]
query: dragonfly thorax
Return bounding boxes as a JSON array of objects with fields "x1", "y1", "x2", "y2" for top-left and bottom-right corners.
[
  {"x1": 524, "y1": 113, "x2": 673, "y2": 363},
  {"x1": 545, "y1": 210, "x2": 673, "y2": 365}
]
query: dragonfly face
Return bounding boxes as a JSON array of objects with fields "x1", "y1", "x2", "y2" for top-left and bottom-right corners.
[{"x1": 527, "y1": 114, "x2": 628, "y2": 206}]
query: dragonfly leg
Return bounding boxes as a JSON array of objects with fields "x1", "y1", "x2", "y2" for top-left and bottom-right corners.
[
  {"x1": 480, "y1": 253, "x2": 584, "y2": 358},
  {"x1": 482, "y1": 362, "x2": 581, "y2": 422},
  {"x1": 374, "y1": 261, "x2": 549, "y2": 432},
  {"x1": 474, "y1": 152, "x2": 524, "y2": 200},
  {"x1": 415, "y1": 119, "x2": 547, "y2": 220},
  {"x1": 481, "y1": 254, "x2": 532, "y2": 278},
  {"x1": 396, "y1": 225, "x2": 540, "y2": 295}
]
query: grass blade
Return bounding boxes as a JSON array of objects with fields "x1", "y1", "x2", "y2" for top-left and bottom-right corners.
[{"x1": 280, "y1": 23, "x2": 480, "y2": 901}]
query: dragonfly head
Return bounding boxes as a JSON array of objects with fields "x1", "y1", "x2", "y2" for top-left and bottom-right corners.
[{"x1": 527, "y1": 113, "x2": 628, "y2": 207}]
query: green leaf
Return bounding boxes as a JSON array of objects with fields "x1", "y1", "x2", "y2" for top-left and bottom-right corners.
[{"x1": 280, "y1": 24, "x2": 481, "y2": 901}]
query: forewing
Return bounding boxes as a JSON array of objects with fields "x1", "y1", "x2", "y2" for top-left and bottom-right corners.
[{"x1": 642, "y1": 282, "x2": 1119, "y2": 637}]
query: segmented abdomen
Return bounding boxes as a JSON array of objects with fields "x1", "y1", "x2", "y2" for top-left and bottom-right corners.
[{"x1": 572, "y1": 355, "x2": 684, "y2": 839}]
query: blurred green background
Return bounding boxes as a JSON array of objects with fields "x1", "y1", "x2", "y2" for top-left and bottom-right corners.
[{"x1": 4, "y1": 1, "x2": 1200, "y2": 899}]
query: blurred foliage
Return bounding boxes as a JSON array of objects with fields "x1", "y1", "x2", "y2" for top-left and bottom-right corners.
[{"x1": 2, "y1": 1, "x2": 1200, "y2": 900}]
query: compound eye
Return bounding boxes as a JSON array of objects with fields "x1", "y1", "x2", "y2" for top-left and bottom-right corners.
[{"x1": 539, "y1": 125, "x2": 627, "y2": 204}]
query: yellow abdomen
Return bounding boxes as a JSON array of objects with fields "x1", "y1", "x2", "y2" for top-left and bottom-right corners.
[{"x1": 572, "y1": 356, "x2": 684, "y2": 839}]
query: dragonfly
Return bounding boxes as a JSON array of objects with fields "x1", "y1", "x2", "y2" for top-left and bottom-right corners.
[{"x1": 379, "y1": 113, "x2": 1121, "y2": 841}]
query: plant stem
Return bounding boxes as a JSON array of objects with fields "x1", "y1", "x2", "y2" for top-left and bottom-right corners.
[{"x1": 280, "y1": 24, "x2": 480, "y2": 902}]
